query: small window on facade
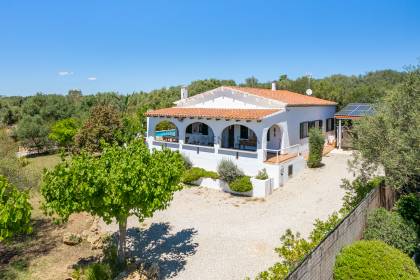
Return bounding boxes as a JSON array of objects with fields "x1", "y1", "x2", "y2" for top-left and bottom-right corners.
[
  {"x1": 240, "y1": 125, "x2": 248, "y2": 139},
  {"x1": 288, "y1": 165, "x2": 293, "y2": 177},
  {"x1": 326, "y1": 118, "x2": 335, "y2": 132},
  {"x1": 300, "y1": 122, "x2": 309, "y2": 139},
  {"x1": 273, "y1": 127, "x2": 276, "y2": 137},
  {"x1": 267, "y1": 129, "x2": 270, "y2": 141}
]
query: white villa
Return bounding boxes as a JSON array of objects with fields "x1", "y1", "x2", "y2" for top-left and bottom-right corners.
[{"x1": 145, "y1": 83, "x2": 337, "y2": 190}]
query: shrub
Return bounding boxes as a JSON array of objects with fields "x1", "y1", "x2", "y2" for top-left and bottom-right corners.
[
  {"x1": 217, "y1": 159, "x2": 244, "y2": 183},
  {"x1": 307, "y1": 128, "x2": 324, "y2": 168},
  {"x1": 181, "y1": 153, "x2": 192, "y2": 170},
  {"x1": 229, "y1": 176, "x2": 252, "y2": 192},
  {"x1": 334, "y1": 240, "x2": 420, "y2": 280},
  {"x1": 340, "y1": 176, "x2": 383, "y2": 215},
  {"x1": 363, "y1": 208, "x2": 417, "y2": 255},
  {"x1": 72, "y1": 263, "x2": 112, "y2": 280},
  {"x1": 255, "y1": 168, "x2": 269, "y2": 180},
  {"x1": 395, "y1": 193, "x2": 420, "y2": 226},
  {"x1": 181, "y1": 167, "x2": 219, "y2": 184}
]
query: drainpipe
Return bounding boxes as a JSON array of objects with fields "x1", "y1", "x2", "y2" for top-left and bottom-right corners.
[{"x1": 338, "y1": 119, "x2": 342, "y2": 150}]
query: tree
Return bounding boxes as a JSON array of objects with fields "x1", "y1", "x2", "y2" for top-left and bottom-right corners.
[
  {"x1": 16, "y1": 115, "x2": 50, "y2": 152},
  {"x1": 41, "y1": 140, "x2": 185, "y2": 261},
  {"x1": 0, "y1": 175, "x2": 32, "y2": 241},
  {"x1": 75, "y1": 105, "x2": 122, "y2": 153},
  {"x1": 307, "y1": 128, "x2": 325, "y2": 168},
  {"x1": 244, "y1": 76, "x2": 259, "y2": 87},
  {"x1": 352, "y1": 66, "x2": 420, "y2": 192},
  {"x1": 49, "y1": 118, "x2": 80, "y2": 150}
]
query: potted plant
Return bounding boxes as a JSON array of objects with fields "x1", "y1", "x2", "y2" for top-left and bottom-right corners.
[{"x1": 251, "y1": 169, "x2": 273, "y2": 197}]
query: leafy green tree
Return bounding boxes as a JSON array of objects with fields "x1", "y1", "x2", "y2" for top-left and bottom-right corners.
[
  {"x1": 307, "y1": 128, "x2": 324, "y2": 168},
  {"x1": 0, "y1": 175, "x2": 32, "y2": 241},
  {"x1": 395, "y1": 193, "x2": 420, "y2": 227},
  {"x1": 75, "y1": 105, "x2": 122, "y2": 153},
  {"x1": 352, "y1": 67, "x2": 420, "y2": 192},
  {"x1": 16, "y1": 115, "x2": 50, "y2": 152},
  {"x1": 48, "y1": 118, "x2": 80, "y2": 150},
  {"x1": 41, "y1": 140, "x2": 185, "y2": 261}
]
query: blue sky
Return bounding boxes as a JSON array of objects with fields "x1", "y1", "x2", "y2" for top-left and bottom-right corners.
[{"x1": 0, "y1": 0, "x2": 419, "y2": 96}]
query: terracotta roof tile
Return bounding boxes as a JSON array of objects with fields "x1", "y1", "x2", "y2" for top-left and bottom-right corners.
[
  {"x1": 145, "y1": 107, "x2": 280, "y2": 120},
  {"x1": 224, "y1": 86, "x2": 337, "y2": 106}
]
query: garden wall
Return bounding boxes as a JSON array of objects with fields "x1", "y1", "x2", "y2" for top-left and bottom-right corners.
[{"x1": 285, "y1": 185, "x2": 396, "y2": 280}]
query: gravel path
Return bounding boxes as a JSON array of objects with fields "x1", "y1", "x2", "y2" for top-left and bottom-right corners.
[{"x1": 100, "y1": 152, "x2": 354, "y2": 279}]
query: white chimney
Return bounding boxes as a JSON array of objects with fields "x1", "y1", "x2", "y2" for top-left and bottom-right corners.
[
  {"x1": 271, "y1": 82, "x2": 277, "y2": 91},
  {"x1": 181, "y1": 86, "x2": 188, "y2": 99}
]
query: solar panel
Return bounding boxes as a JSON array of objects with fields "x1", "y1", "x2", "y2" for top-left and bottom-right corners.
[{"x1": 335, "y1": 103, "x2": 374, "y2": 118}]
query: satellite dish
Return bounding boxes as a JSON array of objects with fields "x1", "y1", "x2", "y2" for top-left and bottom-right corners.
[{"x1": 306, "y1": 89, "x2": 313, "y2": 96}]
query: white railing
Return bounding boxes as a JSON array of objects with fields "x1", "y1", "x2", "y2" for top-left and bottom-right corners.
[{"x1": 264, "y1": 144, "x2": 301, "y2": 160}]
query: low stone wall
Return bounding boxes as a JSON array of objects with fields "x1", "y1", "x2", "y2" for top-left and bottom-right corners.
[{"x1": 286, "y1": 185, "x2": 396, "y2": 280}]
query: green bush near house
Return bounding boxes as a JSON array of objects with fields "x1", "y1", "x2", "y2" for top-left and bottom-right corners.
[
  {"x1": 229, "y1": 176, "x2": 253, "y2": 193},
  {"x1": 333, "y1": 240, "x2": 420, "y2": 280},
  {"x1": 255, "y1": 168, "x2": 269, "y2": 180},
  {"x1": 217, "y1": 159, "x2": 244, "y2": 183},
  {"x1": 307, "y1": 128, "x2": 325, "y2": 168},
  {"x1": 363, "y1": 208, "x2": 417, "y2": 255},
  {"x1": 181, "y1": 167, "x2": 219, "y2": 184}
]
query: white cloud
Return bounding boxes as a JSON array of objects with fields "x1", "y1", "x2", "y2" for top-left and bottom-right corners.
[
  {"x1": 87, "y1": 77, "x2": 97, "y2": 81},
  {"x1": 58, "y1": 71, "x2": 73, "y2": 76}
]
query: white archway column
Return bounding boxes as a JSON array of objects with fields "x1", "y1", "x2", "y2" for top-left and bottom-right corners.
[{"x1": 259, "y1": 127, "x2": 269, "y2": 161}]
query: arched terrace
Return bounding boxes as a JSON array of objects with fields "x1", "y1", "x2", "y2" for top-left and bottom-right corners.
[
  {"x1": 220, "y1": 124, "x2": 257, "y2": 151},
  {"x1": 184, "y1": 122, "x2": 215, "y2": 146},
  {"x1": 154, "y1": 120, "x2": 179, "y2": 142}
]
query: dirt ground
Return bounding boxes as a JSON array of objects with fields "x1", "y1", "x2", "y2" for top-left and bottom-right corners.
[
  {"x1": 0, "y1": 212, "x2": 98, "y2": 280},
  {"x1": 0, "y1": 154, "x2": 99, "y2": 280}
]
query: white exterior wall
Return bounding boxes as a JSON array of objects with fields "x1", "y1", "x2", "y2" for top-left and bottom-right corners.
[{"x1": 147, "y1": 94, "x2": 336, "y2": 189}]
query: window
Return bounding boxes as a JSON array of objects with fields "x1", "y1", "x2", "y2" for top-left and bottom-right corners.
[
  {"x1": 186, "y1": 125, "x2": 192, "y2": 133},
  {"x1": 300, "y1": 120, "x2": 322, "y2": 139},
  {"x1": 288, "y1": 164, "x2": 293, "y2": 176},
  {"x1": 199, "y1": 124, "x2": 208, "y2": 135},
  {"x1": 240, "y1": 125, "x2": 248, "y2": 139},
  {"x1": 326, "y1": 118, "x2": 335, "y2": 132},
  {"x1": 300, "y1": 122, "x2": 309, "y2": 139},
  {"x1": 267, "y1": 129, "x2": 270, "y2": 141}
]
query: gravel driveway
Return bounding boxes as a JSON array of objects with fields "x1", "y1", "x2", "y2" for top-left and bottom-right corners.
[{"x1": 100, "y1": 151, "x2": 354, "y2": 279}]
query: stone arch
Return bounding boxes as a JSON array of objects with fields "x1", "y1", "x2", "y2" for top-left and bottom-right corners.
[
  {"x1": 184, "y1": 122, "x2": 215, "y2": 146},
  {"x1": 266, "y1": 124, "x2": 282, "y2": 150},
  {"x1": 154, "y1": 120, "x2": 179, "y2": 142},
  {"x1": 220, "y1": 124, "x2": 257, "y2": 151}
]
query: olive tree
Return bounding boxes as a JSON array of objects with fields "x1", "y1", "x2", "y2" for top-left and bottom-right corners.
[
  {"x1": 352, "y1": 66, "x2": 420, "y2": 192},
  {"x1": 41, "y1": 140, "x2": 185, "y2": 261},
  {"x1": 0, "y1": 175, "x2": 32, "y2": 241}
]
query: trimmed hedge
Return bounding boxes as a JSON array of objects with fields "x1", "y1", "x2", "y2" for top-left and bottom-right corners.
[
  {"x1": 229, "y1": 176, "x2": 253, "y2": 193},
  {"x1": 363, "y1": 208, "x2": 417, "y2": 255},
  {"x1": 307, "y1": 128, "x2": 325, "y2": 168},
  {"x1": 333, "y1": 240, "x2": 420, "y2": 280},
  {"x1": 181, "y1": 167, "x2": 219, "y2": 184}
]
